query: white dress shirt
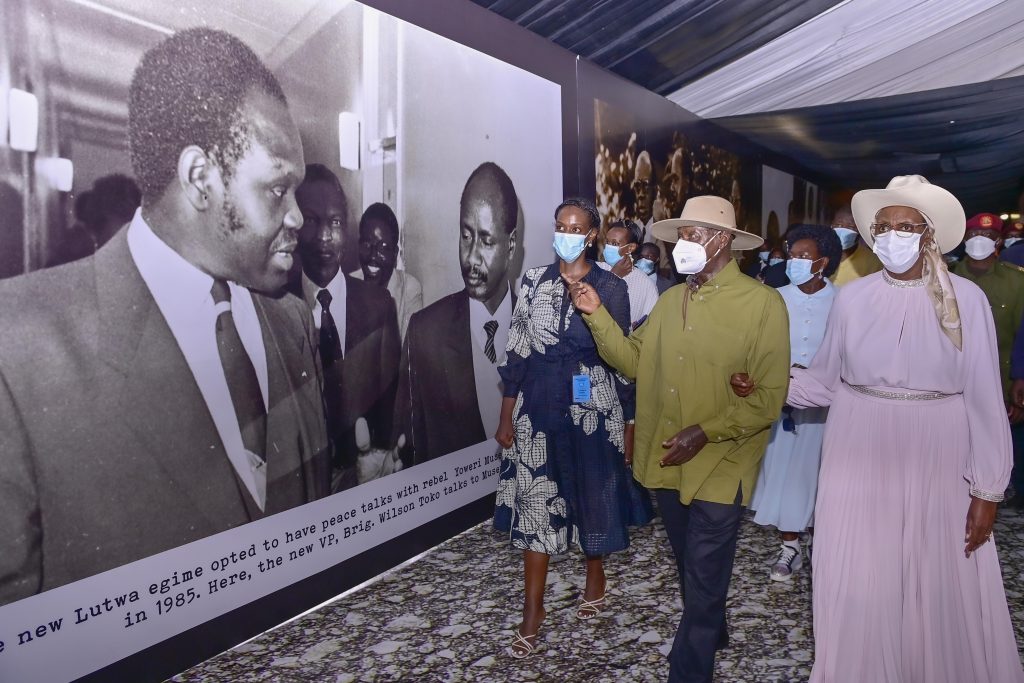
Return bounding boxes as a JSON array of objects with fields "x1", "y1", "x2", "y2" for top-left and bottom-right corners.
[
  {"x1": 302, "y1": 269, "x2": 347, "y2": 355},
  {"x1": 598, "y1": 260, "x2": 660, "y2": 325},
  {"x1": 778, "y1": 280, "x2": 836, "y2": 365},
  {"x1": 467, "y1": 285, "x2": 513, "y2": 438},
  {"x1": 127, "y1": 209, "x2": 269, "y2": 509}
]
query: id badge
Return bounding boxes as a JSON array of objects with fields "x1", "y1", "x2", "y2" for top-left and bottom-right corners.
[{"x1": 572, "y1": 374, "x2": 591, "y2": 403}]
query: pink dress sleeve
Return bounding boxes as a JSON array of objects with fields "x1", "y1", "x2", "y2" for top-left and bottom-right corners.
[
  {"x1": 787, "y1": 290, "x2": 844, "y2": 409},
  {"x1": 962, "y1": 294, "x2": 1013, "y2": 500}
]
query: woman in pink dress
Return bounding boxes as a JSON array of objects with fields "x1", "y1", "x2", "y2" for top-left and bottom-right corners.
[{"x1": 787, "y1": 176, "x2": 1024, "y2": 682}]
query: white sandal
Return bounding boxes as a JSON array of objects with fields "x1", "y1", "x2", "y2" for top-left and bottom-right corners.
[
  {"x1": 509, "y1": 629, "x2": 540, "y2": 659},
  {"x1": 576, "y1": 593, "x2": 606, "y2": 620}
]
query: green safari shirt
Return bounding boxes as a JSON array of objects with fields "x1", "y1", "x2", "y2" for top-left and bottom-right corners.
[
  {"x1": 583, "y1": 260, "x2": 790, "y2": 505},
  {"x1": 952, "y1": 259, "x2": 1024, "y2": 401}
]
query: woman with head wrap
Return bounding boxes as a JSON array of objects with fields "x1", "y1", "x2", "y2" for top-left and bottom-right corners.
[{"x1": 784, "y1": 176, "x2": 1024, "y2": 681}]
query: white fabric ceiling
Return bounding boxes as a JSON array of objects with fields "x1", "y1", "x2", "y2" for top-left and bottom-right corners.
[{"x1": 668, "y1": 0, "x2": 1024, "y2": 117}]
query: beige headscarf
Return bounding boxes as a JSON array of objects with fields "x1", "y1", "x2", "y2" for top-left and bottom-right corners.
[{"x1": 920, "y1": 229, "x2": 962, "y2": 351}]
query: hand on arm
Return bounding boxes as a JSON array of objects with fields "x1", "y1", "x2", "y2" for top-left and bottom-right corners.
[{"x1": 729, "y1": 372, "x2": 754, "y2": 398}]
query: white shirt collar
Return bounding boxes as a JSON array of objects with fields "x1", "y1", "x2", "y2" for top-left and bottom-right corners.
[
  {"x1": 302, "y1": 267, "x2": 347, "y2": 309},
  {"x1": 302, "y1": 268, "x2": 347, "y2": 353}
]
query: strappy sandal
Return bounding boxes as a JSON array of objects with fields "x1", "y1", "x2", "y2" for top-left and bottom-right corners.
[
  {"x1": 509, "y1": 628, "x2": 540, "y2": 659},
  {"x1": 576, "y1": 592, "x2": 606, "y2": 620}
]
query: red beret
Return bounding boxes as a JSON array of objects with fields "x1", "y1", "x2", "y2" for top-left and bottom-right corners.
[{"x1": 966, "y1": 213, "x2": 1002, "y2": 231}]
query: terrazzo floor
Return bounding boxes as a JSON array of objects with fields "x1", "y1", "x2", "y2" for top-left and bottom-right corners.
[{"x1": 171, "y1": 507, "x2": 1024, "y2": 682}]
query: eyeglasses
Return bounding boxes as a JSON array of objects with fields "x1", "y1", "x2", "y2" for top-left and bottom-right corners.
[{"x1": 869, "y1": 222, "x2": 928, "y2": 237}]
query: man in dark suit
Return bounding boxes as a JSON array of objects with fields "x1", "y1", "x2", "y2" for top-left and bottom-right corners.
[
  {"x1": 0, "y1": 28, "x2": 329, "y2": 605},
  {"x1": 294, "y1": 164, "x2": 401, "y2": 491},
  {"x1": 398, "y1": 162, "x2": 518, "y2": 464}
]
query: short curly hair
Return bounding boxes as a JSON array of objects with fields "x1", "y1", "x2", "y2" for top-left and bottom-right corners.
[
  {"x1": 785, "y1": 223, "x2": 843, "y2": 278},
  {"x1": 128, "y1": 28, "x2": 287, "y2": 201},
  {"x1": 555, "y1": 197, "x2": 600, "y2": 230}
]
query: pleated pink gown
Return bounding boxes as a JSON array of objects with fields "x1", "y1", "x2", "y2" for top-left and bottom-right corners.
[{"x1": 789, "y1": 271, "x2": 1024, "y2": 683}]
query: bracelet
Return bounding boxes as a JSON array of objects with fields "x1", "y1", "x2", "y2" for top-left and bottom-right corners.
[
  {"x1": 626, "y1": 419, "x2": 636, "y2": 425},
  {"x1": 970, "y1": 487, "x2": 1005, "y2": 503}
]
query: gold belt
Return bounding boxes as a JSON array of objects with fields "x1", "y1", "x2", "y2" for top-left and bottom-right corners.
[{"x1": 847, "y1": 384, "x2": 955, "y2": 401}]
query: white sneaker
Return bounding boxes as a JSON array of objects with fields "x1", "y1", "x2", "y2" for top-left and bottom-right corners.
[{"x1": 770, "y1": 543, "x2": 803, "y2": 582}]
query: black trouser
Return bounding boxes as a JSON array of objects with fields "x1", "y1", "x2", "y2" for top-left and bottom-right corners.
[{"x1": 654, "y1": 487, "x2": 744, "y2": 683}]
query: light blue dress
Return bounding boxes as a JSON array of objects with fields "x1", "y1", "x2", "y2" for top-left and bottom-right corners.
[{"x1": 751, "y1": 280, "x2": 835, "y2": 532}]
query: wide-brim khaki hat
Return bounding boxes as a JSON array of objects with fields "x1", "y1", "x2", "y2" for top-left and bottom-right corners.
[
  {"x1": 650, "y1": 195, "x2": 764, "y2": 250},
  {"x1": 851, "y1": 175, "x2": 965, "y2": 254}
]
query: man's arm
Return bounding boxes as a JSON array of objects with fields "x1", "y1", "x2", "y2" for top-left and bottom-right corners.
[
  {"x1": 566, "y1": 275, "x2": 647, "y2": 379},
  {"x1": 700, "y1": 293, "x2": 790, "y2": 442}
]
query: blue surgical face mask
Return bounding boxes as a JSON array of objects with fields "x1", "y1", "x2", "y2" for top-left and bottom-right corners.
[
  {"x1": 603, "y1": 244, "x2": 625, "y2": 267},
  {"x1": 785, "y1": 258, "x2": 819, "y2": 286},
  {"x1": 553, "y1": 232, "x2": 587, "y2": 263},
  {"x1": 769, "y1": 257, "x2": 784, "y2": 267},
  {"x1": 834, "y1": 227, "x2": 858, "y2": 250},
  {"x1": 635, "y1": 258, "x2": 656, "y2": 275},
  {"x1": 758, "y1": 250, "x2": 770, "y2": 263}
]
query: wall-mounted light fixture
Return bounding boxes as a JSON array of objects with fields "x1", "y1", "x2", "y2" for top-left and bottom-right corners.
[
  {"x1": 8, "y1": 88, "x2": 39, "y2": 152},
  {"x1": 36, "y1": 157, "x2": 74, "y2": 191},
  {"x1": 338, "y1": 112, "x2": 360, "y2": 171}
]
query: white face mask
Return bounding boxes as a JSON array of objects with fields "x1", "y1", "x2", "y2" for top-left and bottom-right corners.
[
  {"x1": 873, "y1": 231, "x2": 922, "y2": 274},
  {"x1": 964, "y1": 235, "x2": 997, "y2": 261},
  {"x1": 672, "y1": 234, "x2": 724, "y2": 275}
]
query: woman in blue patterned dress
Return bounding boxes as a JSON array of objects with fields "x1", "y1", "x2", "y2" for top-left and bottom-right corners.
[{"x1": 493, "y1": 198, "x2": 653, "y2": 658}]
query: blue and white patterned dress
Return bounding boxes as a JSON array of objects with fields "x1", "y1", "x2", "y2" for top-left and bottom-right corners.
[{"x1": 493, "y1": 262, "x2": 653, "y2": 556}]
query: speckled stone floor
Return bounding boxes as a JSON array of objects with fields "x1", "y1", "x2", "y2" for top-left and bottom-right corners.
[{"x1": 171, "y1": 507, "x2": 1024, "y2": 682}]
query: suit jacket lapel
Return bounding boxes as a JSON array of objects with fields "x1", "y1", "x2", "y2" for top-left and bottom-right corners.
[
  {"x1": 94, "y1": 232, "x2": 250, "y2": 528},
  {"x1": 254, "y1": 295, "x2": 330, "y2": 507},
  {"x1": 444, "y1": 291, "x2": 485, "y2": 438}
]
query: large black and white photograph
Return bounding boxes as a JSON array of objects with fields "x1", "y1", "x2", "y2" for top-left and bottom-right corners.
[
  {"x1": 0, "y1": 0, "x2": 561, "y2": 676},
  {"x1": 593, "y1": 97, "x2": 761, "y2": 275}
]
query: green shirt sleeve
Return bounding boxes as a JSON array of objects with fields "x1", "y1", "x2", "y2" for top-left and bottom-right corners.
[
  {"x1": 583, "y1": 304, "x2": 647, "y2": 380},
  {"x1": 699, "y1": 292, "x2": 790, "y2": 442}
]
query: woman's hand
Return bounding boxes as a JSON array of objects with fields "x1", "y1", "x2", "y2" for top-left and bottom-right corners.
[
  {"x1": 495, "y1": 418, "x2": 514, "y2": 449},
  {"x1": 562, "y1": 274, "x2": 602, "y2": 314},
  {"x1": 660, "y1": 425, "x2": 708, "y2": 467},
  {"x1": 730, "y1": 373, "x2": 754, "y2": 397},
  {"x1": 964, "y1": 496, "x2": 998, "y2": 558},
  {"x1": 624, "y1": 422, "x2": 635, "y2": 466},
  {"x1": 495, "y1": 396, "x2": 517, "y2": 449}
]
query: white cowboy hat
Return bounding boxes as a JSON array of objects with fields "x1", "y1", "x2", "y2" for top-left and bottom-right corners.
[
  {"x1": 851, "y1": 175, "x2": 965, "y2": 254},
  {"x1": 650, "y1": 195, "x2": 764, "y2": 250}
]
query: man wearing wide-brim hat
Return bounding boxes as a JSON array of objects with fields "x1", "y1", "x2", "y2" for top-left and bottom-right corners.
[{"x1": 566, "y1": 195, "x2": 790, "y2": 683}]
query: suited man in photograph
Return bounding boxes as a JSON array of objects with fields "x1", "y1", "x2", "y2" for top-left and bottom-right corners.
[
  {"x1": 0, "y1": 28, "x2": 330, "y2": 605},
  {"x1": 399, "y1": 162, "x2": 518, "y2": 464},
  {"x1": 294, "y1": 164, "x2": 401, "y2": 491}
]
